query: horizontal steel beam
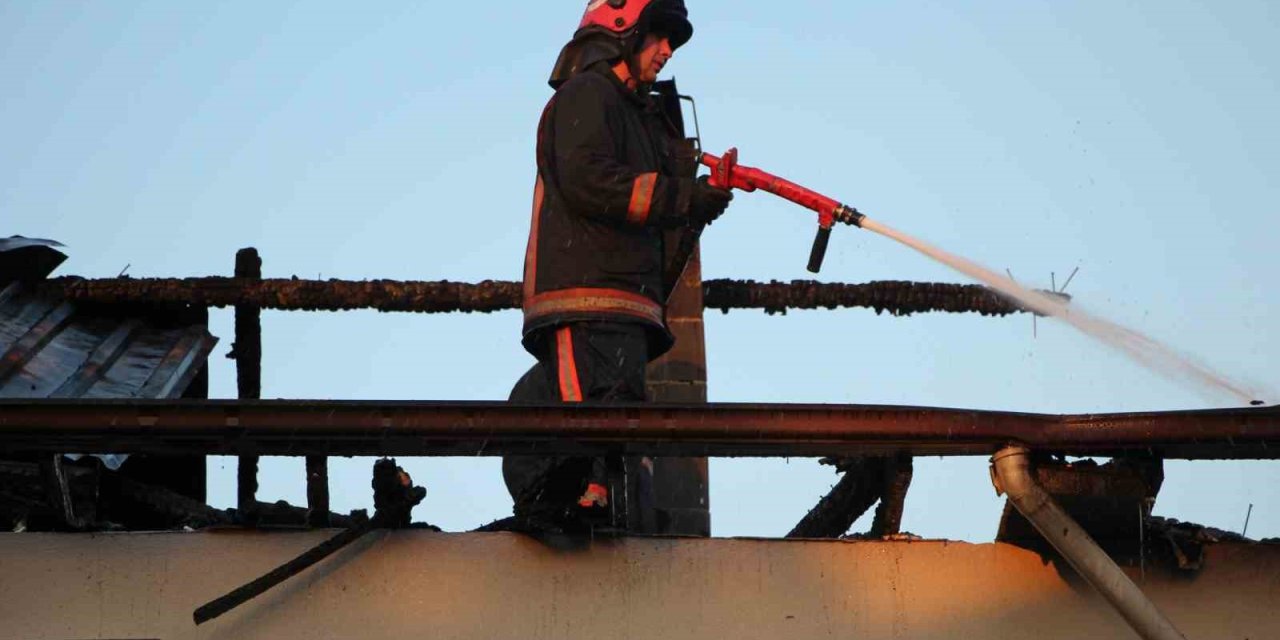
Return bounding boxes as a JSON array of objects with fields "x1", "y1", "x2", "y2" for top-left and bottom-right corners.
[{"x1": 0, "y1": 400, "x2": 1275, "y2": 459}]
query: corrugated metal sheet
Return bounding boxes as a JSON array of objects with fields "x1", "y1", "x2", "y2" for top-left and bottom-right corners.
[
  {"x1": 0, "y1": 281, "x2": 216, "y2": 399},
  {"x1": 0, "y1": 237, "x2": 215, "y2": 400}
]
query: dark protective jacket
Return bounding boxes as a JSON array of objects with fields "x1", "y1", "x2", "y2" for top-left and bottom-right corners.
[{"x1": 521, "y1": 64, "x2": 696, "y2": 358}]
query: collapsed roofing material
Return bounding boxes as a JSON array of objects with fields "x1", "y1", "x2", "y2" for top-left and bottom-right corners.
[
  {"x1": 0, "y1": 285, "x2": 217, "y2": 401},
  {"x1": 0, "y1": 238, "x2": 218, "y2": 531},
  {"x1": 997, "y1": 456, "x2": 1164, "y2": 549},
  {"x1": 0, "y1": 236, "x2": 66, "y2": 283},
  {"x1": 0, "y1": 237, "x2": 217, "y2": 401},
  {"x1": 0, "y1": 299, "x2": 214, "y2": 401},
  {"x1": 991, "y1": 457, "x2": 1261, "y2": 575},
  {"x1": 0, "y1": 457, "x2": 367, "y2": 531},
  {"x1": 35, "y1": 276, "x2": 1064, "y2": 317}
]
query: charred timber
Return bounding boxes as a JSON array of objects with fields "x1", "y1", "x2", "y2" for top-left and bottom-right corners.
[
  {"x1": 232, "y1": 248, "x2": 262, "y2": 526},
  {"x1": 37, "y1": 277, "x2": 522, "y2": 314},
  {"x1": 0, "y1": 400, "x2": 1275, "y2": 460},
  {"x1": 785, "y1": 454, "x2": 913, "y2": 539},
  {"x1": 702, "y1": 279, "x2": 1046, "y2": 316},
  {"x1": 0, "y1": 458, "x2": 360, "y2": 531},
  {"x1": 786, "y1": 458, "x2": 885, "y2": 539},
  {"x1": 869, "y1": 455, "x2": 913, "y2": 537},
  {"x1": 35, "y1": 277, "x2": 1054, "y2": 317}
]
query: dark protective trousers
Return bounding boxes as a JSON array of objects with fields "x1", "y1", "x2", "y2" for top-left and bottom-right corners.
[{"x1": 502, "y1": 322, "x2": 654, "y2": 526}]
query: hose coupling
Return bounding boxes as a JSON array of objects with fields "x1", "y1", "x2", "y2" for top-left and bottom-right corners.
[{"x1": 835, "y1": 204, "x2": 865, "y2": 227}]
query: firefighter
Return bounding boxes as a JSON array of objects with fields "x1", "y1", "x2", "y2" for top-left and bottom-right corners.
[{"x1": 503, "y1": 0, "x2": 731, "y2": 532}]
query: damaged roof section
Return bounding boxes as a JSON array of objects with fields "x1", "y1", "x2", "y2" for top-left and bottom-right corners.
[
  {"x1": 0, "y1": 238, "x2": 216, "y2": 401},
  {"x1": 1, "y1": 238, "x2": 217, "y2": 532},
  {"x1": 0, "y1": 236, "x2": 67, "y2": 282}
]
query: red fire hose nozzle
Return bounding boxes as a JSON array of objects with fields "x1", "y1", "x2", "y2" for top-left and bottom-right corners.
[{"x1": 700, "y1": 148, "x2": 864, "y2": 273}]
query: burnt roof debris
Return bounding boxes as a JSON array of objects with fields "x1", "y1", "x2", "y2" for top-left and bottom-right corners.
[
  {"x1": 34, "y1": 276, "x2": 1061, "y2": 317},
  {"x1": 0, "y1": 282, "x2": 217, "y2": 400},
  {"x1": 0, "y1": 236, "x2": 66, "y2": 283},
  {"x1": 192, "y1": 458, "x2": 432, "y2": 626},
  {"x1": 787, "y1": 458, "x2": 884, "y2": 539},
  {"x1": 786, "y1": 454, "x2": 914, "y2": 539},
  {"x1": 1145, "y1": 515, "x2": 1271, "y2": 572},
  {"x1": 990, "y1": 457, "x2": 1277, "y2": 574},
  {"x1": 997, "y1": 456, "x2": 1164, "y2": 550},
  {"x1": 0, "y1": 237, "x2": 217, "y2": 402},
  {"x1": 1, "y1": 456, "x2": 368, "y2": 532},
  {"x1": 0, "y1": 239, "x2": 221, "y2": 532}
]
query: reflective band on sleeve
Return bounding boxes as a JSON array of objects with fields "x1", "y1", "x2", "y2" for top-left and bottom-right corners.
[
  {"x1": 555, "y1": 326, "x2": 584, "y2": 402},
  {"x1": 626, "y1": 173, "x2": 658, "y2": 226}
]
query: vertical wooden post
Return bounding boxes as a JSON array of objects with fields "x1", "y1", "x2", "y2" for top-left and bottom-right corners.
[
  {"x1": 306, "y1": 455, "x2": 330, "y2": 528},
  {"x1": 644, "y1": 247, "x2": 711, "y2": 536},
  {"x1": 233, "y1": 248, "x2": 261, "y2": 525}
]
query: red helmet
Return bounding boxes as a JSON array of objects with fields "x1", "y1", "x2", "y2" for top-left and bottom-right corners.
[{"x1": 549, "y1": 0, "x2": 693, "y2": 88}]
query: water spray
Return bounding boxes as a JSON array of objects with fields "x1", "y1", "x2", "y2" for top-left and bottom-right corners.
[{"x1": 700, "y1": 147, "x2": 1265, "y2": 405}]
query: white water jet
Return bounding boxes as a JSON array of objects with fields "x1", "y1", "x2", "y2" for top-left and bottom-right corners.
[{"x1": 858, "y1": 216, "x2": 1261, "y2": 405}]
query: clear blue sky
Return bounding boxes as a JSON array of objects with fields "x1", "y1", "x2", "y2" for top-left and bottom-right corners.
[{"x1": 4, "y1": 1, "x2": 1277, "y2": 540}]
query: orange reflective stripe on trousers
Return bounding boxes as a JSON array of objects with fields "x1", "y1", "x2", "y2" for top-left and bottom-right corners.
[{"x1": 555, "y1": 326, "x2": 583, "y2": 402}]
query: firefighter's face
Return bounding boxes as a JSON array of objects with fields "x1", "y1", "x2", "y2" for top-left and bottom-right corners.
[{"x1": 632, "y1": 33, "x2": 673, "y2": 83}]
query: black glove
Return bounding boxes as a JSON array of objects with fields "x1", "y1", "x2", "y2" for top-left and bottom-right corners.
[{"x1": 688, "y1": 175, "x2": 733, "y2": 225}]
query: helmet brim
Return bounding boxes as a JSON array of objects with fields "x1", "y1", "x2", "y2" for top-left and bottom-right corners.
[{"x1": 650, "y1": 13, "x2": 692, "y2": 50}]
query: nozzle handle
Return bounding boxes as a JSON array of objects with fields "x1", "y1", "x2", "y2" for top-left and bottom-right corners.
[{"x1": 807, "y1": 226, "x2": 832, "y2": 273}]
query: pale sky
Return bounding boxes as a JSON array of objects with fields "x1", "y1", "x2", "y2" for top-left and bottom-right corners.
[{"x1": 3, "y1": 1, "x2": 1277, "y2": 540}]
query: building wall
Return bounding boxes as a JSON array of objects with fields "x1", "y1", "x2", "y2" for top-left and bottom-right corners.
[{"x1": 1, "y1": 531, "x2": 1276, "y2": 639}]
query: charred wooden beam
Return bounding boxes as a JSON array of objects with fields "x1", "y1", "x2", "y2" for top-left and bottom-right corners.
[
  {"x1": 306, "y1": 455, "x2": 330, "y2": 528},
  {"x1": 232, "y1": 249, "x2": 262, "y2": 525},
  {"x1": 869, "y1": 455, "x2": 914, "y2": 537},
  {"x1": 786, "y1": 454, "x2": 914, "y2": 539},
  {"x1": 703, "y1": 279, "x2": 1057, "y2": 317},
  {"x1": 39, "y1": 276, "x2": 522, "y2": 313},
  {"x1": 786, "y1": 457, "x2": 885, "y2": 538},
  {"x1": 35, "y1": 277, "x2": 1059, "y2": 317},
  {"x1": 193, "y1": 458, "x2": 427, "y2": 626}
]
